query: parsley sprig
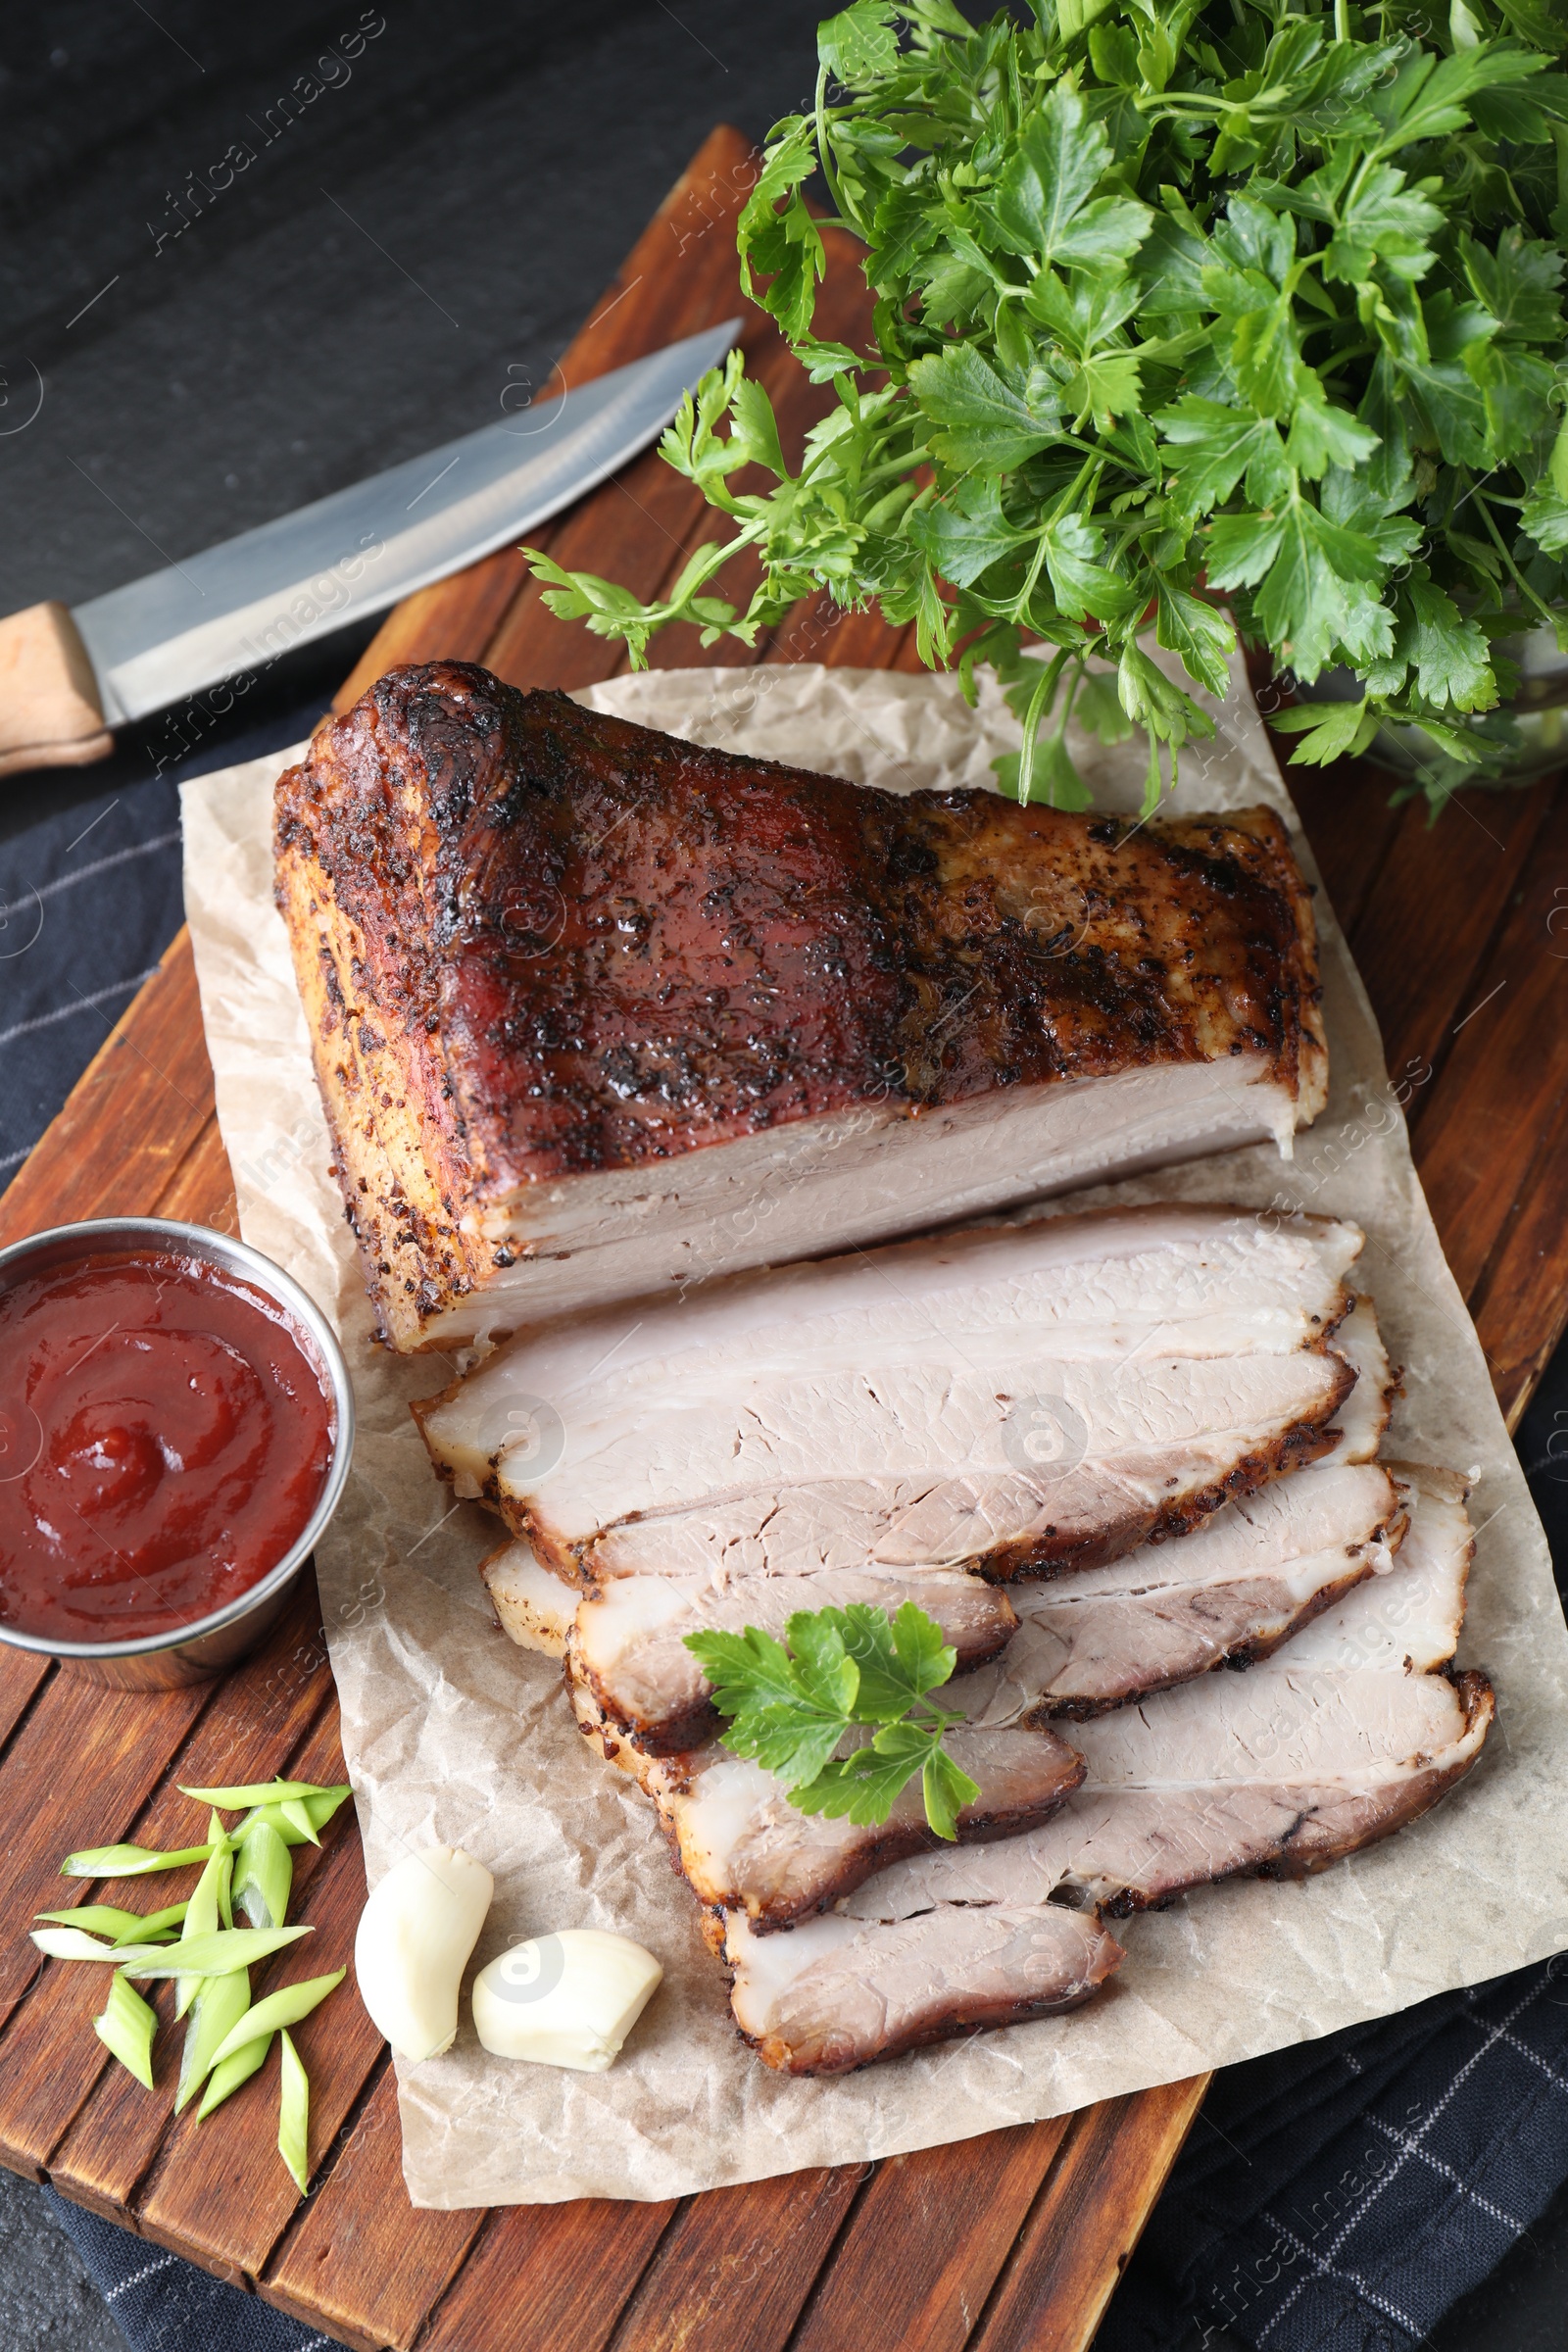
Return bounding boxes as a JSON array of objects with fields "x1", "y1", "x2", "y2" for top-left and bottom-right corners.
[
  {"x1": 527, "y1": 0, "x2": 1568, "y2": 812},
  {"x1": 684, "y1": 1600, "x2": 983, "y2": 1838}
]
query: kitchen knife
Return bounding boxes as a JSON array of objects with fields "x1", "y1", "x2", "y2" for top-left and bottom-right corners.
[{"x1": 0, "y1": 318, "x2": 740, "y2": 780}]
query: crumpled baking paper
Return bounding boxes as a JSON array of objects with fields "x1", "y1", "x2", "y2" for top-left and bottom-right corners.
[{"x1": 180, "y1": 657, "x2": 1568, "y2": 2207}]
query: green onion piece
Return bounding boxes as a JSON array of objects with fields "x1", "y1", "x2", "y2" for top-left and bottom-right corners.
[
  {"x1": 173, "y1": 1826, "x2": 232, "y2": 2020},
  {"x1": 208, "y1": 1969, "x2": 345, "y2": 2072},
  {"x1": 117, "y1": 1903, "x2": 187, "y2": 1944},
  {"x1": 93, "y1": 1971, "x2": 157, "y2": 2090},
  {"x1": 214, "y1": 1815, "x2": 235, "y2": 1933},
  {"x1": 179, "y1": 1779, "x2": 331, "y2": 1808},
  {"x1": 33, "y1": 1926, "x2": 125, "y2": 1962},
  {"x1": 233, "y1": 1819, "x2": 293, "y2": 1932},
  {"x1": 116, "y1": 1926, "x2": 312, "y2": 1979},
  {"x1": 233, "y1": 1788, "x2": 350, "y2": 1848},
  {"x1": 32, "y1": 1904, "x2": 185, "y2": 1943},
  {"x1": 195, "y1": 2033, "x2": 272, "y2": 2119},
  {"x1": 278, "y1": 1797, "x2": 318, "y2": 1846},
  {"x1": 277, "y1": 2030, "x2": 310, "y2": 2196},
  {"x1": 174, "y1": 1970, "x2": 251, "y2": 2115},
  {"x1": 60, "y1": 1842, "x2": 215, "y2": 1880}
]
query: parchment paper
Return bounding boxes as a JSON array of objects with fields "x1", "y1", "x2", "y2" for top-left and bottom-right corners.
[{"x1": 180, "y1": 659, "x2": 1568, "y2": 2207}]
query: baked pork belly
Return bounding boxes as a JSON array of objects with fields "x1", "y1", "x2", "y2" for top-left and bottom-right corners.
[
  {"x1": 725, "y1": 1466, "x2": 1490, "y2": 2071},
  {"x1": 571, "y1": 1679, "x2": 1086, "y2": 1928},
  {"x1": 276, "y1": 662, "x2": 1328, "y2": 1351},
  {"x1": 725, "y1": 1903, "x2": 1125, "y2": 2076},
  {"x1": 417, "y1": 1203, "x2": 1363, "y2": 1583},
  {"x1": 969, "y1": 1456, "x2": 1405, "y2": 1721},
  {"x1": 569, "y1": 1566, "x2": 1019, "y2": 1755}
]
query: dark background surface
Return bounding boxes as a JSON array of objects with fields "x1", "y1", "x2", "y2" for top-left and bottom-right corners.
[{"x1": 4, "y1": 4, "x2": 1568, "y2": 2348}]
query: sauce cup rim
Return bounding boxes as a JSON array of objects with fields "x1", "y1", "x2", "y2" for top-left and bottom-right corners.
[{"x1": 0, "y1": 1216, "x2": 355, "y2": 1662}]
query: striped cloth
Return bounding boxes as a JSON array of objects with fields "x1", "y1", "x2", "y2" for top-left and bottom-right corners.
[{"x1": 43, "y1": 2187, "x2": 344, "y2": 2352}]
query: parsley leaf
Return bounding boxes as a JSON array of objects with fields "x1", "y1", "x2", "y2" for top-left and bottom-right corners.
[
  {"x1": 521, "y1": 0, "x2": 1568, "y2": 815},
  {"x1": 685, "y1": 1600, "x2": 980, "y2": 1838}
]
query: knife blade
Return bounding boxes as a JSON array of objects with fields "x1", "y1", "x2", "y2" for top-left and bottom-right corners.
[{"x1": 0, "y1": 318, "x2": 739, "y2": 776}]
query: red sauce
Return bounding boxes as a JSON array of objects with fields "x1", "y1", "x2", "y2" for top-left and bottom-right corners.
[{"x1": 0, "y1": 1250, "x2": 334, "y2": 1643}]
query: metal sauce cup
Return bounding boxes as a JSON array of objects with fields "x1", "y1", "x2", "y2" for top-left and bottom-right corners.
[{"x1": 0, "y1": 1217, "x2": 355, "y2": 1689}]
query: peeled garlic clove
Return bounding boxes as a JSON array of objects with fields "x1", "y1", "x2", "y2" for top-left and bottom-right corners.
[
  {"x1": 472, "y1": 1929, "x2": 662, "y2": 2072},
  {"x1": 354, "y1": 1845, "x2": 493, "y2": 2063}
]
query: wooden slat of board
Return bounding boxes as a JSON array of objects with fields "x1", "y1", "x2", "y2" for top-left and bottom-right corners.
[
  {"x1": 0, "y1": 1671, "x2": 212, "y2": 2035},
  {"x1": 1346, "y1": 777, "x2": 1558, "y2": 1120},
  {"x1": 1, "y1": 1578, "x2": 332, "y2": 2191},
  {"x1": 604, "y1": 2167, "x2": 868, "y2": 2352},
  {"x1": 967, "y1": 2078, "x2": 1209, "y2": 2352},
  {"x1": 0, "y1": 929, "x2": 214, "y2": 1247},
  {"x1": 1285, "y1": 757, "x2": 1407, "y2": 942},
  {"x1": 791, "y1": 2123, "x2": 1075, "y2": 2352},
  {"x1": 0, "y1": 1651, "x2": 53, "y2": 1761},
  {"x1": 262, "y1": 2072, "x2": 485, "y2": 2352},
  {"x1": 416, "y1": 2196, "x2": 679, "y2": 2352}
]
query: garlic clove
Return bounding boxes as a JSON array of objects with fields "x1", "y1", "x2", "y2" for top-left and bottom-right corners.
[
  {"x1": 472, "y1": 1929, "x2": 662, "y2": 2072},
  {"x1": 354, "y1": 1845, "x2": 493, "y2": 2063}
]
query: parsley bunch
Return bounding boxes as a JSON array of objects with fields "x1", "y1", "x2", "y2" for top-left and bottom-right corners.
[
  {"x1": 684, "y1": 1600, "x2": 982, "y2": 1838},
  {"x1": 527, "y1": 0, "x2": 1568, "y2": 811}
]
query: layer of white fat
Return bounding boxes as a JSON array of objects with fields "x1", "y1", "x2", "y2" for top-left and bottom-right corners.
[
  {"x1": 479, "y1": 1542, "x2": 576, "y2": 1657},
  {"x1": 1319, "y1": 1296, "x2": 1396, "y2": 1467},
  {"x1": 419, "y1": 1054, "x2": 1310, "y2": 1349},
  {"x1": 417, "y1": 1201, "x2": 1364, "y2": 1490},
  {"x1": 548, "y1": 1350, "x2": 1352, "y2": 1574}
]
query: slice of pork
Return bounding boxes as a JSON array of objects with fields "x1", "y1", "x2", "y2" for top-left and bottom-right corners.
[
  {"x1": 570, "y1": 1566, "x2": 1018, "y2": 1754},
  {"x1": 722, "y1": 1466, "x2": 1490, "y2": 2069},
  {"x1": 969, "y1": 1458, "x2": 1405, "y2": 1721},
  {"x1": 417, "y1": 1204, "x2": 1363, "y2": 1584},
  {"x1": 724, "y1": 1902, "x2": 1124, "y2": 2076},
  {"x1": 571, "y1": 1677, "x2": 1085, "y2": 1929}
]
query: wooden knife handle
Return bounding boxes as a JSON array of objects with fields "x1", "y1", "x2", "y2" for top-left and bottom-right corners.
[{"x1": 0, "y1": 601, "x2": 114, "y2": 779}]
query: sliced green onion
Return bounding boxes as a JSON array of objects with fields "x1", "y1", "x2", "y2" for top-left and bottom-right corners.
[
  {"x1": 208, "y1": 1970, "x2": 345, "y2": 2072},
  {"x1": 233, "y1": 1819, "x2": 293, "y2": 1933},
  {"x1": 279, "y1": 1798, "x2": 320, "y2": 1846},
  {"x1": 233, "y1": 1788, "x2": 350, "y2": 1848},
  {"x1": 277, "y1": 2030, "x2": 310, "y2": 2196},
  {"x1": 33, "y1": 1926, "x2": 125, "y2": 1962},
  {"x1": 93, "y1": 1971, "x2": 157, "y2": 2089},
  {"x1": 179, "y1": 1779, "x2": 335, "y2": 1808},
  {"x1": 32, "y1": 1904, "x2": 185, "y2": 1943},
  {"x1": 174, "y1": 1971, "x2": 251, "y2": 2114},
  {"x1": 174, "y1": 1830, "x2": 231, "y2": 2020},
  {"x1": 116, "y1": 1902, "x2": 189, "y2": 1944},
  {"x1": 115, "y1": 1926, "x2": 311, "y2": 1979},
  {"x1": 60, "y1": 1842, "x2": 215, "y2": 1880},
  {"x1": 195, "y1": 2033, "x2": 271, "y2": 2119}
]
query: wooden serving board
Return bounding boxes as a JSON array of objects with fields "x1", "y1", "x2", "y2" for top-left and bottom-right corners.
[{"x1": 1, "y1": 125, "x2": 1565, "y2": 2352}]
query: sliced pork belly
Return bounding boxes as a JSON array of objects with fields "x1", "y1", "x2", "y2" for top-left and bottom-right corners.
[
  {"x1": 722, "y1": 1466, "x2": 1490, "y2": 2069},
  {"x1": 276, "y1": 664, "x2": 1327, "y2": 1350},
  {"x1": 572, "y1": 1678, "x2": 1085, "y2": 1927},
  {"x1": 570, "y1": 1566, "x2": 1018, "y2": 1754},
  {"x1": 416, "y1": 1204, "x2": 1362, "y2": 1583},
  {"x1": 724, "y1": 1902, "x2": 1124, "y2": 2075},
  {"x1": 971, "y1": 1458, "x2": 1404, "y2": 1720}
]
